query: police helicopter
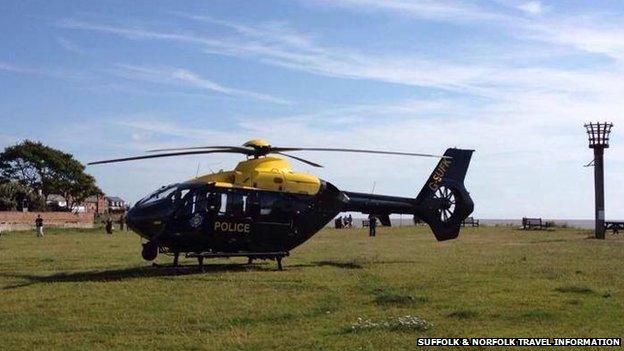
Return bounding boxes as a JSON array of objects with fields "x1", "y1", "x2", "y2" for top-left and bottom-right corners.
[{"x1": 89, "y1": 139, "x2": 474, "y2": 270}]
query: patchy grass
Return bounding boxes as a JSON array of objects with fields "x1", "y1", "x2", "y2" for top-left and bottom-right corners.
[{"x1": 0, "y1": 225, "x2": 623, "y2": 350}]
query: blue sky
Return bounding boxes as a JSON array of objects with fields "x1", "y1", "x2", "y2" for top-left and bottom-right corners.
[{"x1": 1, "y1": 0, "x2": 623, "y2": 219}]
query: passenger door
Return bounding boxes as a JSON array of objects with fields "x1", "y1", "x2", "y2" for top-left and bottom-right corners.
[
  {"x1": 210, "y1": 189, "x2": 253, "y2": 252},
  {"x1": 251, "y1": 191, "x2": 293, "y2": 252}
]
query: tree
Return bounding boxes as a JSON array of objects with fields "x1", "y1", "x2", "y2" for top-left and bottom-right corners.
[
  {"x1": 0, "y1": 140, "x2": 102, "y2": 209},
  {"x1": 0, "y1": 181, "x2": 45, "y2": 211}
]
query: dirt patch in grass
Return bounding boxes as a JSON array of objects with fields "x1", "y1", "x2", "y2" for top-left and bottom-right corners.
[
  {"x1": 520, "y1": 310, "x2": 554, "y2": 320},
  {"x1": 447, "y1": 310, "x2": 478, "y2": 319},
  {"x1": 555, "y1": 285, "x2": 594, "y2": 294},
  {"x1": 373, "y1": 290, "x2": 428, "y2": 306},
  {"x1": 315, "y1": 260, "x2": 362, "y2": 269},
  {"x1": 362, "y1": 280, "x2": 429, "y2": 306},
  {"x1": 530, "y1": 239, "x2": 568, "y2": 244}
]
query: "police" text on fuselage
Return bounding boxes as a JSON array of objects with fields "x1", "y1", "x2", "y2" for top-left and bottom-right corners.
[{"x1": 214, "y1": 221, "x2": 251, "y2": 233}]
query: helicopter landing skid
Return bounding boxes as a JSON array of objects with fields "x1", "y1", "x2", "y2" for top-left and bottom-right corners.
[{"x1": 185, "y1": 251, "x2": 290, "y2": 271}]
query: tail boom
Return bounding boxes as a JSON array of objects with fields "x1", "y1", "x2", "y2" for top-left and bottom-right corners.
[{"x1": 340, "y1": 148, "x2": 474, "y2": 241}]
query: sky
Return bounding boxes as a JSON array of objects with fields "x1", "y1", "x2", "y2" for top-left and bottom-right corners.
[{"x1": 1, "y1": 0, "x2": 623, "y2": 219}]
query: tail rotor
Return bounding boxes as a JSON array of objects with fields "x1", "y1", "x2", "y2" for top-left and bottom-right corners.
[{"x1": 415, "y1": 148, "x2": 475, "y2": 241}]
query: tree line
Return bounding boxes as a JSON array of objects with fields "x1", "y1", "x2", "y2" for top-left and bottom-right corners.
[{"x1": 0, "y1": 140, "x2": 102, "y2": 211}]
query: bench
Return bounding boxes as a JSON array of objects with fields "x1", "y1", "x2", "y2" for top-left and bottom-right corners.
[
  {"x1": 461, "y1": 217, "x2": 480, "y2": 227},
  {"x1": 522, "y1": 217, "x2": 548, "y2": 230},
  {"x1": 605, "y1": 221, "x2": 624, "y2": 235}
]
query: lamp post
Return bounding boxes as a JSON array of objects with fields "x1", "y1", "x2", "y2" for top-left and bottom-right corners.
[{"x1": 584, "y1": 122, "x2": 613, "y2": 239}]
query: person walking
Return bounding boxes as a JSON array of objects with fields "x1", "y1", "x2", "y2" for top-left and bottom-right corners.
[
  {"x1": 368, "y1": 214, "x2": 376, "y2": 237},
  {"x1": 35, "y1": 215, "x2": 44, "y2": 237}
]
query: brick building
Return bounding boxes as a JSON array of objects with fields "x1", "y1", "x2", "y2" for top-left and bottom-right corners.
[
  {"x1": 106, "y1": 196, "x2": 127, "y2": 213},
  {"x1": 84, "y1": 195, "x2": 108, "y2": 214}
]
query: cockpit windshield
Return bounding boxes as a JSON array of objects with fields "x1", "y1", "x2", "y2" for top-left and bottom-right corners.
[{"x1": 137, "y1": 183, "x2": 179, "y2": 206}]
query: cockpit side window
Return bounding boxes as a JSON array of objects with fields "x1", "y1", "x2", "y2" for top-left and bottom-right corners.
[
  {"x1": 207, "y1": 189, "x2": 253, "y2": 217},
  {"x1": 179, "y1": 189, "x2": 190, "y2": 202},
  {"x1": 226, "y1": 194, "x2": 246, "y2": 217},
  {"x1": 260, "y1": 192, "x2": 280, "y2": 216},
  {"x1": 138, "y1": 184, "x2": 179, "y2": 206}
]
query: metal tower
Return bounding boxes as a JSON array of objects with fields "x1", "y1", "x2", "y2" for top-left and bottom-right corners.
[{"x1": 584, "y1": 122, "x2": 613, "y2": 239}]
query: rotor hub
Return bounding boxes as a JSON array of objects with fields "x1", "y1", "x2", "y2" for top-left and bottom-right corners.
[
  {"x1": 243, "y1": 139, "x2": 270, "y2": 148},
  {"x1": 243, "y1": 139, "x2": 272, "y2": 157}
]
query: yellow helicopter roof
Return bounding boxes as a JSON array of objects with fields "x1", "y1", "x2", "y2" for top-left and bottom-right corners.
[{"x1": 195, "y1": 155, "x2": 321, "y2": 195}]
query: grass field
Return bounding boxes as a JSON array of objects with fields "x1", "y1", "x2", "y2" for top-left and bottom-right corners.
[{"x1": 1, "y1": 225, "x2": 623, "y2": 350}]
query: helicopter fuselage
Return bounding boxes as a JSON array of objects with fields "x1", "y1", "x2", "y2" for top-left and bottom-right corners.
[{"x1": 126, "y1": 179, "x2": 350, "y2": 254}]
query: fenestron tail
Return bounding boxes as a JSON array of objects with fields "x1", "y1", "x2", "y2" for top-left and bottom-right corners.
[{"x1": 415, "y1": 148, "x2": 474, "y2": 241}]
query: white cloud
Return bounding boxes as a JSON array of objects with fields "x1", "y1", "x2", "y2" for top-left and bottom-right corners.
[
  {"x1": 308, "y1": 0, "x2": 624, "y2": 65},
  {"x1": 57, "y1": 37, "x2": 85, "y2": 54},
  {"x1": 525, "y1": 20, "x2": 624, "y2": 62},
  {"x1": 307, "y1": 0, "x2": 507, "y2": 22},
  {"x1": 517, "y1": 1, "x2": 542, "y2": 15},
  {"x1": 113, "y1": 64, "x2": 290, "y2": 105},
  {"x1": 0, "y1": 60, "x2": 90, "y2": 81},
  {"x1": 113, "y1": 118, "x2": 226, "y2": 143},
  {"x1": 58, "y1": 19, "x2": 209, "y2": 45},
  {"x1": 0, "y1": 61, "x2": 35, "y2": 74},
  {"x1": 61, "y1": 17, "x2": 624, "y2": 101}
]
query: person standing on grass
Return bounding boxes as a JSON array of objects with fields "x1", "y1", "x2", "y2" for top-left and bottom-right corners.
[
  {"x1": 119, "y1": 213, "x2": 125, "y2": 231},
  {"x1": 35, "y1": 215, "x2": 44, "y2": 237},
  {"x1": 105, "y1": 216, "x2": 113, "y2": 234},
  {"x1": 335, "y1": 216, "x2": 343, "y2": 229},
  {"x1": 368, "y1": 214, "x2": 376, "y2": 237}
]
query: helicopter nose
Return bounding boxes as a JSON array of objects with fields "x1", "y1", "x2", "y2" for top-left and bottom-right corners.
[{"x1": 125, "y1": 206, "x2": 163, "y2": 240}]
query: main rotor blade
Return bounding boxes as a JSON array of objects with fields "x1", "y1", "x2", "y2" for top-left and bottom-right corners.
[
  {"x1": 89, "y1": 149, "x2": 244, "y2": 165},
  {"x1": 275, "y1": 152, "x2": 323, "y2": 168},
  {"x1": 146, "y1": 145, "x2": 252, "y2": 154},
  {"x1": 271, "y1": 147, "x2": 450, "y2": 159}
]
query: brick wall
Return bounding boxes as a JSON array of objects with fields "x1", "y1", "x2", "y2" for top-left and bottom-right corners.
[{"x1": 0, "y1": 211, "x2": 93, "y2": 231}]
